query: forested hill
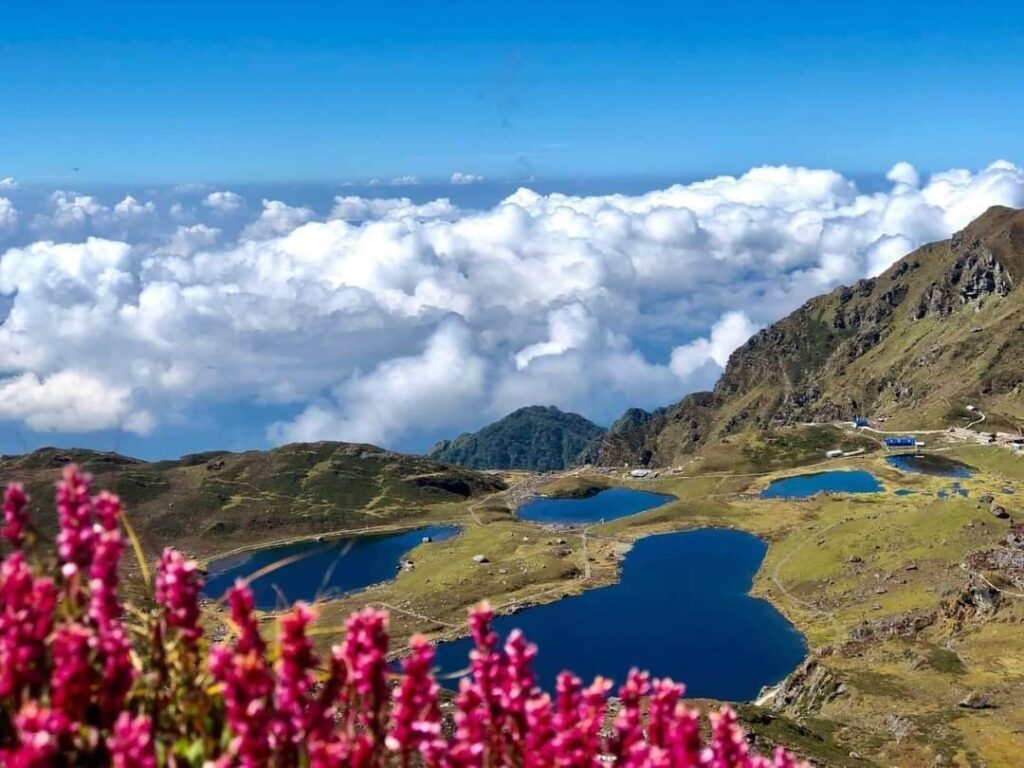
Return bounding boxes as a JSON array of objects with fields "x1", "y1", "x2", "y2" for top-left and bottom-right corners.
[{"x1": 429, "y1": 406, "x2": 606, "y2": 471}]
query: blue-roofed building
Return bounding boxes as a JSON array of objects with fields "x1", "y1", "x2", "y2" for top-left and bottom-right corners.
[{"x1": 884, "y1": 436, "x2": 917, "y2": 447}]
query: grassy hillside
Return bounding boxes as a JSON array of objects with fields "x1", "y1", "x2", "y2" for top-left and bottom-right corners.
[
  {"x1": 596, "y1": 205, "x2": 1024, "y2": 466},
  {"x1": 429, "y1": 405, "x2": 606, "y2": 470},
  {"x1": 0, "y1": 442, "x2": 506, "y2": 559}
]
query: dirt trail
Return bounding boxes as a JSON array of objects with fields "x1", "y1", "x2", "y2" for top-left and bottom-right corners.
[{"x1": 769, "y1": 521, "x2": 848, "y2": 647}]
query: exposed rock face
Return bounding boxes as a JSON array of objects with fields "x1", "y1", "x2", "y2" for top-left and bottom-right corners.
[
  {"x1": 940, "y1": 581, "x2": 1001, "y2": 629},
  {"x1": 769, "y1": 657, "x2": 845, "y2": 714},
  {"x1": 847, "y1": 611, "x2": 936, "y2": 644}
]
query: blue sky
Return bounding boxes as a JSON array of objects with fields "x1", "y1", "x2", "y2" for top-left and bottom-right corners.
[
  {"x1": 3, "y1": 1, "x2": 1023, "y2": 184},
  {"x1": 1, "y1": 3, "x2": 1024, "y2": 461}
]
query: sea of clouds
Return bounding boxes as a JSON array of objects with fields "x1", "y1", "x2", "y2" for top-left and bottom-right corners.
[{"x1": 1, "y1": 161, "x2": 1022, "y2": 450}]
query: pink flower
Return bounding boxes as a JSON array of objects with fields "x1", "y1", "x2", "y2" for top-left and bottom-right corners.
[
  {"x1": 209, "y1": 583, "x2": 275, "y2": 766},
  {"x1": 93, "y1": 620, "x2": 135, "y2": 725},
  {"x1": 155, "y1": 548, "x2": 204, "y2": 642},
  {"x1": 0, "y1": 552, "x2": 57, "y2": 699},
  {"x1": 227, "y1": 580, "x2": 264, "y2": 655},
  {"x1": 55, "y1": 465, "x2": 96, "y2": 577},
  {"x1": 337, "y1": 608, "x2": 390, "y2": 728},
  {"x1": 2, "y1": 702, "x2": 71, "y2": 768},
  {"x1": 387, "y1": 635, "x2": 444, "y2": 763},
  {"x1": 2, "y1": 483, "x2": 29, "y2": 547},
  {"x1": 88, "y1": 526, "x2": 125, "y2": 629},
  {"x1": 50, "y1": 622, "x2": 93, "y2": 721},
  {"x1": 707, "y1": 706, "x2": 753, "y2": 768},
  {"x1": 274, "y1": 602, "x2": 319, "y2": 750},
  {"x1": 109, "y1": 712, "x2": 157, "y2": 768}
]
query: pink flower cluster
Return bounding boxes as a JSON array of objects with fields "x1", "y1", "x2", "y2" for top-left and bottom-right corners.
[{"x1": 0, "y1": 467, "x2": 810, "y2": 767}]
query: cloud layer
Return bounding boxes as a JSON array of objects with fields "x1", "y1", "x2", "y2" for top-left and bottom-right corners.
[{"x1": 1, "y1": 161, "x2": 1023, "y2": 447}]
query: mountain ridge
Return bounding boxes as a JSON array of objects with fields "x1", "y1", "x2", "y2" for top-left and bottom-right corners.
[
  {"x1": 591, "y1": 205, "x2": 1024, "y2": 467},
  {"x1": 0, "y1": 441, "x2": 506, "y2": 558}
]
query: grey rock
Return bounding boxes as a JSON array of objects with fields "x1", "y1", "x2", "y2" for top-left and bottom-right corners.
[{"x1": 958, "y1": 691, "x2": 992, "y2": 709}]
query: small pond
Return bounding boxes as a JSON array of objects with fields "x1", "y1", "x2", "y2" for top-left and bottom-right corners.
[
  {"x1": 760, "y1": 470, "x2": 882, "y2": 499},
  {"x1": 886, "y1": 454, "x2": 973, "y2": 478},
  {"x1": 519, "y1": 487, "x2": 673, "y2": 524},
  {"x1": 203, "y1": 526, "x2": 459, "y2": 610},
  {"x1": 429, "y1": 528, "x2": 807, "y2": 701}
]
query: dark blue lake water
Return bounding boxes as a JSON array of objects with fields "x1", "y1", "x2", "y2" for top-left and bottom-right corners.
[
  {"x1": 519, "y1": 488, "x2": 673, "y2": 524},
  {"x1": 429, "y1": 529, "x2": 806, "y2": 701},
  {"x1": 203, "y1": 526, "x2": 459, "y2": 610},
  {"x1": 886, "y1": 454, "x2": 973, "y2": 478},
  {"x1": 761, "y1": 470, "x2": 882, "y2": 499}
]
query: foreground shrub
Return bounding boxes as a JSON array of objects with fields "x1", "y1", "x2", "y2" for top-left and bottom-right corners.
[{"x1": 0, "y1": 466, "x2": 807, "y2": 766}]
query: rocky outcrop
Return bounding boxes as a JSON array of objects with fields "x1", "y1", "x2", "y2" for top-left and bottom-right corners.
[
  {"x1": 847, "y1": 610, "x2": 936, "y2": 645},
  {"x1": 966, "y1": 525, "x2": 1024, "y2": 590},
  {"x1": 940, "y1": 581, "x2": 1001, "y2": 629},
  {"x1": 768, "y1": 657, "x2": 845, "y2": 714}
]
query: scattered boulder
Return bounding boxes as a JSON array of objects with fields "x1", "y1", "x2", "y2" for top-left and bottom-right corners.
[
  {"x1": 990, "y1": 504, "x2": 1010, "y2": 520},
  {"x1": 979, "y1": 494, "x2": 995, "y2": 505},
  {"x1": 884, "y1": 714, "x2": 914, "y2": 744},
  {"x1": 958, "y1": 691, "x2": 992, "y2": 710},
  {"x1": 400, "y1": 560, "x2": 415, "y2": 572},
  {"x1": 422, "y1": 536, "x2": 433, "y2": 544},
  {"x1": 472, "y1": 554, "x2": 489, "y2": 564},
  {"x1": 848, "y1": 555, "x2": 864, "y2": 564}
]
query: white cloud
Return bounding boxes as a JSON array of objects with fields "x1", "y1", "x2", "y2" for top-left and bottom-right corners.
[
  {"x1": 113, "y1": 195, "x2": 156, "y2": 218},
  {"x1": 514, "y1": 304, "x2": 597, "y2": 369},
  {"x1": 0, "y1": 198, "x2": 18, "y2": 234},
  {"x1": 886, "y1": 161, "x2": 920, "y2": 189},
  {"x1": 45, "y1": 190, "x2": 106, "y2": 229},
  {"x1": 451, "y1": 172, "x2": 484, "y2": 185},
  {"x1": 330, "y1": 196, "x2": 460, "y2": 222},
  {"x1": 0, "y1": 371, "x2": 150, "y2": 433},
  {"x1": 1, "y1": 161, "x2": 1022, "y2": 445},
  {"x1": 390, "y1": 176, "x2": 420, "y2": 186},
  {"x1": 242, "y1": 199, "x2": 315, "y2": 239},
  {"x1": 271, "y1": 321, "x2": 487, "y2": 446},
  {"x1": 165, "y1": 224, "x2": 221, "y2": 256},
  {"x1": 670, "y1": 312, "x2": 760, "y2": 380},
  {"x1": 202, "y1": 191, "x2": 245, "y2": 212},
  {"x1": 0, "y1": 177, "x2": 18, "y2": 191}
]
